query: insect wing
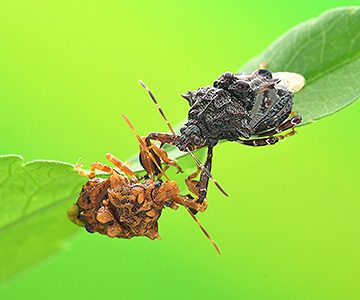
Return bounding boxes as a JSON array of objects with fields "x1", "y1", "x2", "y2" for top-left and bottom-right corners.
[{"x1": 272, "y1": 72, "x2": 305, "y2": 93}]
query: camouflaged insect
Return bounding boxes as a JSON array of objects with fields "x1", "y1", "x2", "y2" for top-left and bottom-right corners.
[
  {"x1": 145, "y1": 69, "x2": 304, "y2": 211},
  {"x1": 179, "y1": 69, "x2": 295, "y2": 149},
  {"x1": 68, "y1": 174, "x2": 180, "y2": 240}
]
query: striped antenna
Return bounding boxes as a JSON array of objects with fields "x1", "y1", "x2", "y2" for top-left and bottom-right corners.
[
  {"x1": 122, "y1": 114, "x2": 170, "y2": 182},
  {"x1": 186, "y1": 149, "x2": 229, "y2": 197},
  {"x1": 139, "y1": 79, "x2": 176, "y2": 136},
  {"x1": 185, "y1": 206, "x2": 221, "y2": 255}
]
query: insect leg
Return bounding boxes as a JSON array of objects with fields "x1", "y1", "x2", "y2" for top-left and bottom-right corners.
[
  {"x1": 146, "y1": 132, "x2": 176, "y2": 147},
  {"x1": 122, "y1": 114, "x2": 170, "y2": 181},
  {"x1": 138, "y1": 137, "x2": 159, "y2": 179},
  {"x1": 185, "y1": 207, "x2": 221, "y2": 255},
  {"x1": 76, "y1": 161, "x2": 117, "y2": 179},
  {"x1": 175, "y1": 167, "x2": 208, "y2": 212},
  {"x1": 188, "y1": 146, "x2": 214, "y2": 214},
  {"x1": 250, "y1": 115, "x2": 302, "y2": 138},
  {"x1": 276, "y1": 128, "x2": 297, "y2": 140},
  {"x1": 185, "y1": 166, "x2": 202, "y2": 193},
  {"x1": 105, "y1": 153, "x2": 137, "y2": 180},
  {"x1": 236, "y1": 136, "x2": 279, "y2": 147},
  {"x1": 141, "y1": 132, "x2": 178, "y2": 178},
  {"x1": 172, "y1": 194, "x2": 207, "y2": 212},
  {"x1": 150, "y1": 140, "x2": 183, "y2": 173}
]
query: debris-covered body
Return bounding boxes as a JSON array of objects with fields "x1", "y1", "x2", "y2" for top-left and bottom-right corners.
[
  {"x1": 68, "y1": 149, "x2": 208, "y2": 240},
  {"x1": 70, "y1": 173, "x2": 180, "y2": 240}
]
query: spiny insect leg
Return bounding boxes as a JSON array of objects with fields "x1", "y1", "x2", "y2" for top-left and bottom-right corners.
[
  {"x1": 236, "y1": 136, "x2": 279, "y2": 147},
  {"x1": 250, "y1": 115, "x2": 302, "y2": 138},
  {"x1": 105, "y1": 153, "x2": 137, "y2": 180}
]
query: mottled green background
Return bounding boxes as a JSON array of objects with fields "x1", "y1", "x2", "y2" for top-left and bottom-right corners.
[{"x1": 1, "y1": 1, "x2": 359, "y2": 299}]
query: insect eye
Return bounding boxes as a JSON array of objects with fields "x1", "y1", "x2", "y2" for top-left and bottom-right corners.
[
  {"x1": 154, "y1": 181, "x2": 161, "y2": 189},
  {"x1": 194, "y1": 136, "x2": 201, "y2": 145}
]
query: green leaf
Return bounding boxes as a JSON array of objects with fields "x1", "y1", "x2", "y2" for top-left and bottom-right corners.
[
  {"x1": 0, "y1": 151, "x2": 205, "y2": 284},
  {"x1": 0, "y1": 155, "x2": 86, "y2": 284},
  {"x1": 240, "y1": 6, "x2": 360, "y2": 125}
]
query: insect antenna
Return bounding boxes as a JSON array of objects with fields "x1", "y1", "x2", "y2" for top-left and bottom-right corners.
[
  {"x1": 139, "y1": 79, "x2": 176, "y2": 136},
  {"x1": 186, "y1": 149, "x2": 228, "y2": 197},
  {"x1": 139, "y1": 79, "x2": 228, "y2": 197},
  {"x1": 122, "y1": 114, "x2": 170, "y2": 182},
  {"x1": 185, "y1": 206, "x2": 221, "y2": 255}
]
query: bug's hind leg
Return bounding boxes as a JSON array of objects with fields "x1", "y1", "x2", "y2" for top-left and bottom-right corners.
[
  {"x1": 236, "y1": 136, "x2": 279, "y2": 147},
  {"x1": 237, "y1": 115, "x2": 302, "y2": 147},
  {"x1": 276, "y1": 128, "x2": 297, "y2": 140}
]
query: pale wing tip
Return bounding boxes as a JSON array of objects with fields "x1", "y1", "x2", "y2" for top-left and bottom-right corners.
[{"x1": 273, "y1": 72, "x2": 306, "y2": 93}]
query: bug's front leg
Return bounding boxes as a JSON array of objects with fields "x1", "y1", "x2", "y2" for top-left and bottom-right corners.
[
  {"x1": 186, "y1": 146, "x2": 213, "y2": 214},
  {"x1": 139, "y1": 135, "x2": 182, "y2": 178},
  {"x1": 146, "y1": 138, "x2": 183, "y2": 173},
  {"x1": 146, "y1": 132, "x2": 177, "y2": 147},
  {"x1": 171, "y1": 166, "x2": 207, "y2": 212}
]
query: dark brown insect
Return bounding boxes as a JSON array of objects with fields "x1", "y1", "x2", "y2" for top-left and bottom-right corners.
[
  {"x1": 68, "y1": 119, "x2": 219, "y2": 253},
  {"x1": 140, "y1": 69, "x2": 305, "y2": 212}
]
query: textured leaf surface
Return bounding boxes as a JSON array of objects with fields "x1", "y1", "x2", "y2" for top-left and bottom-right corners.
[
  {"x1": 240, "y1": 6, "x2": 360, "y2": 125},
  {"x1": 0, "y1": 155, "x2": 86, "y2": 284}
]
